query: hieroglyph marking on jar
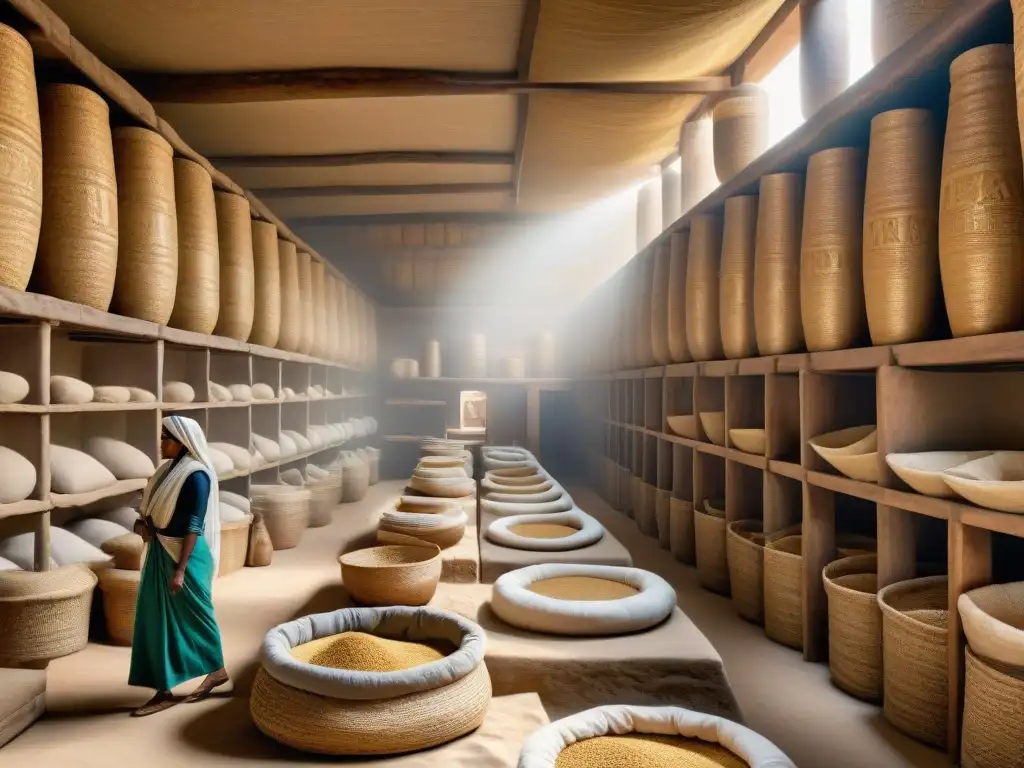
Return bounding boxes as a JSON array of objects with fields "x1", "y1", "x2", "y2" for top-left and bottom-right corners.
[
  {"x1": 805, "y1": 246, "x2": 844, "y2": 275},
  {"x1": 0, "y1": 138, "x2": 40, "y2": 194},
  {"x1": 941, "y1": 170, "x2": 1024, "y2": 235},
  {"x1": 867, "y1": 214, "x2": 936, "y2": 247},
  {"x1": 84, "y1": 184, "x2": 116, "y2": 229}
]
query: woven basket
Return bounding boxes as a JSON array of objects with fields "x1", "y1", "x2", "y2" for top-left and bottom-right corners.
[
  {"x1": 0, "y1": 23, "x2": 41, "y2": 292},
  {"x1": 800, "y1": 147, "x2": 868, "y2": 351},
  {"x1": 695, "y1": 500, "x2": 729, "y2": 595},
  {"x1": 864, "y1": 109, "x2": 941, "y2": 345},
  {"x1": 873, "y1": 0, "x2": 955, "y2": 63},
  {"x1": 296, "y1": 250, "x2": 314, "y2": 354},
  {"x1": 219, "y1": 517, "x2": 251, "y2": 576},
  {"x1": 727, "y1": 520, "x2": 766, "y2": 624},
  {"x1": 823, "y1": 554, "x2": 882, "y2": 701},
  {"x1": 686, "y1": 212, "x2": 724, "y2": 362},
  {"x1": 277, "y1": 239, "x2": 301, "y2": 352},
  {"x1": 101, "y1": 532, "x2": 144, "y2": 570},
  {"x1": 249, "y1": 219, "x2": 280, "y2": 347},
  {"x1": 651, "y1": 243, "x2": 672, "y2": 365},
  {"x1": 168, "y1": 158, "x2": 219, "y2": 333},
  {"x1": 253, "y1": 487, "x2": 310, "y2": 550},
  {"x1": 0, "y1": 565, "x2": 97, "y2": 665},
  {"x1": 764, "y1": 534, "x2": 804, "y2": 650},
  {"x1": 310, "y1": 260, "x2": 327, "y2": 358},
  {"x1": 957, "y1": 580, "x2": 1024, "y2": 670},
  {"x1": 36, "y1": 83, "x2": 117, "y2": 311},
  {"x1": 309, "y1": 474, "x2": 343, "y2": 527},
  {"x1": 940, "y1": 45, "x2": 1024, "y2": 338},
  {"x1": 111, "y1": 127, "x2": 177, "y2": 324},
  {"x1": 713, "y1": 85, "x2": 769, "y2": 184},
  {"x1": 669, "y1": 498, "x2": 695, "y2": 564},
  {"x1": 679, "y1": 114, "x2": 719, "y2": 215},
  {"x1": 962, "y1": 648, "x2": 1024, "y2": 768},
  {"x1": 720, "y1": 195, "x2": 759, "y2": 360},
  {"x1": 339, "y1": 544, "x2": 442, "y2": 606},
  {"x1": 800, "y1": 0, "x2": 849, "y2": 119},
  {"x1": 666, "y1": 231, "x2": 691, "y2": 363},
  {"x1": 342, "y1": 461, "x2": 370, "y2": 503},
  {"x1": 212, "y1": 192, "x2": 254, "y2": 342},
  {"x1": 878, "y1": 575, "x2": 949, "y2": 748},
  {"x1": 754, "y1": 173, "x2": 805, "y2": 355},
  {"x1": 97, "y1": 567, "x2": 139, "y2": 646}
]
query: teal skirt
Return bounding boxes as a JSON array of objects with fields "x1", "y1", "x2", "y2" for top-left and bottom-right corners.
[{"x1": 128, "y1": 537, "x2": 224, "y2": 691}]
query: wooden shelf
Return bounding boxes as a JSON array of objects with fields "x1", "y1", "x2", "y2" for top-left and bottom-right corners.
[
  {"x1": 390, "y1": 376, "x2": 571, "y2": 386},
  {"x1": 50, "y1": 479, "x2": 149, "y2": 510}
]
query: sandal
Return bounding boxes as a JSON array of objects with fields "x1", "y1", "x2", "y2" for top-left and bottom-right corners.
[
  {"x1": 131, "y1": 691, "x2": 176, "y2": 717},
  {"x1": 182, "y1": 669, "x2": 230, "y2": 703}
]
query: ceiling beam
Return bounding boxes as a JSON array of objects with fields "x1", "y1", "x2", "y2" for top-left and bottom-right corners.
[
  {"x1": 289, "y1": 211, "x2": 557, "y2": 226},
  {"x1": 513, "y1": 0, "x2": 543, "y2": 204},
  {"x1": 730, "y1": 0, "x2": 801, "y2": 84},
  {"x1": 257, "y1": 182, "x2": 515, "y2": 199},
  {"x1": 126, "y1": 67, "x2": 732, "y2": 103},
  {"x1": 208, "y1": 150, "x2": 515, "y2": 169}
]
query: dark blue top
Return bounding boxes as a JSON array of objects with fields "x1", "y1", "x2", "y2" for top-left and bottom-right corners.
[{"x1": 156, "y1": 453, "x2": 211, "y2": 537}]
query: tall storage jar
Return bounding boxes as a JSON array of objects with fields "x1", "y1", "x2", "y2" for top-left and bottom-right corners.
[
  {"x1": 755, "y1": 173, "x2": 804, "y2": 355},
  {"x1": 249, "y1": 220, "x2": 280, "y2": 348},
  {"x1": 277, "y1": 239, "x2": 300, "y2": 352},
  {"x1": 212, "y1": 192, "x2": 254, "y2": 342},
  {"x1": 168, "y1": 157, "x2": 218, "y2": 333},
  {"x1": 686, "y1": 213, "x2": 724, "y2": 362},
  {"x1": 720, "y1": 195, "x2": 758, "y2": 360}
]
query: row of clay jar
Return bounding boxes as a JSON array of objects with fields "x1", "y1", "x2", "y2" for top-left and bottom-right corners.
[
  {"x1": 0, "y1": 23, "x2": 374, "y2": 369},
  {"x1": 574, "y1": 44, "x2": 1023, "y2": 373}
]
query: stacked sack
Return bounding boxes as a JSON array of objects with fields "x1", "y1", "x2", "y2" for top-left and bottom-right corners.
[
  {"x1": 408, "y1": 454, "x2": 475, "y2": 499},
  {"x1": 376, "y1": 495, "x2": 468, "y2": 550}
]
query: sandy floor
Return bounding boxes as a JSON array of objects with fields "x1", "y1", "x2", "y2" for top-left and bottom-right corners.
[{"x1": 0, "y1": 480, "x2": 951, "y2": 767}]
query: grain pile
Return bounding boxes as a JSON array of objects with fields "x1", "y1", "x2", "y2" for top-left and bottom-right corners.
[
  {"x1": 290, "y1": 631, "x2": 448, "y2": 671},
  {"x1": 527, "y1": 576, "x2": 639, "y2": 601},
  {"x1": 508, "y1": 523, "x2": 578, "y2": 539},
  {"x1": 555, "y1": 734, "x2": 748, "y2": 768}
]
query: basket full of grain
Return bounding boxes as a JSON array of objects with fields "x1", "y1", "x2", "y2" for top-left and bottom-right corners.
[
  {"x1": 35, "y1": 83, "x2": 117, "y2": 311},
  {"x1": 720, "y1": 195, "x2": 759, "y2": 360},
  {"x1": 755, "y1": 173, "x2": 805, "y2": 355},
  {"x1": 686, "y1": 212, "x2": 724, "y2": 362},
  {"x1": 939, "y1": 45, "x2": 1024, "y2": 338},
  {"x1": 112, "y1": 127, "x2": 177, "y2": 324},
  {"x1": 0, "y1": 24, "x2": 42, "y2": 292},
  {"x1": 800, "y1": 148, "x2": 867, "y2": 352},
  {"x1": 168, "y1": 157, "x2": 219, "y2": 333},
  {"x1": 249, "y1": 219, "x2": 280, "y2": 348}
]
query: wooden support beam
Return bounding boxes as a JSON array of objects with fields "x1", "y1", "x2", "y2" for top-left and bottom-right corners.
[
  {"x1": 257, "y1": 182, "x2": 515, "y2": 199},
  {"x1": 731, "y1": 0, "x2": 801, "y2": 84},
  {"x1": 513, "y1": 0, "x2": 543, "y2": 204},
  {"x1": 209, "y1": 150, "x2": 515, "y2": 169},
  {"x1": 127, "y1": 67, "x2": 732, "y2": 103}
]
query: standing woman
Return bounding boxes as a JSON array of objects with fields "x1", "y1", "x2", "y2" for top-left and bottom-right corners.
[{"x1": 130, "y1": 414, "x2": 228, "y2": 716}]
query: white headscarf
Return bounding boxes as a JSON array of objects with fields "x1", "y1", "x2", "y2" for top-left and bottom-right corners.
[{"x1": 140, "y1": 415, "x2": 221, "y2": 576}]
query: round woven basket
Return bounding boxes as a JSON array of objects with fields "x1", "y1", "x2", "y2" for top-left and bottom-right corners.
[
  {"x1": 277, "y1": 239, "x2": 301, "y2": 352},
  {"x1": 873, "y1": 0, "x2": 955, "y2": 63},
  {"x1": 800, "y1": 147, "x2": 868, "y2": 351},
  {"x1": 940, "y1": 45, "x2": 1024, "y2": 338},
  {"x1": 296, "y1": 251, "x2": 314, "y2": 354},
  {"x1": 713, "y1": 85, "x2": 769, "y2": 184},
  {"x1": 679, "y1": 114, "x2": 719, "y2": 214},
  {"x1": 0, "y1": 565, "x2": 97, "y2": 665},
  {"x1": 764, "y1": 534, "x2": 803, "y2": 650},
  {"x1": 36, "y1": 83, "x2": 117, "y2": 311},
  {"x1": 168, "y1": 157, "x2": 219, "y2": 333},
  {"x1": 253, "y1": 487, "x2": 310, "y2": 550},
  {"x1": 878, "y1": 575, "x2": 949, "y2": 748},
  {"x1": 308, "y1": 474, "x2": 342, "y2": 527},
  {"x1": 97, "y1": 566, "x2": 139, "y2": 646},
  {"x1": 961, "y1": 647, "x2": 1024, "y2": 768},
  {"x1": 339, "y1": 544, "x2": 442, "y2": 606},
  {"x1": 101, "y1": 532, "x2": 144, "y2": 570},
  {"x1": 0, "y1": 23, "x2": 42, "y2": 292},
  {"x1": 864, "y1": 109, "x2": 941, "y2": 345},
  {"x1": 669, "y1": 498, "x2": 695, "y2": 564},
  {"x1": 823, "y1": 554, "x2": 881, "y2": 702},
  {"x1": 694, "y1": 501, "x2": 729, "y2": 595},
  {"x1": 686, "y1": 212, "x2": 724, "y2": 362},
  {"x1": 754, "y1": 173, "x2": 805, "y2": 355},
  {"x1": 111, "y1": 127, "x2": 177, "y2": 324},
  {"x1": 249, "y1": 219, "x2": 280, "y2": 348},
  {"x1": 651, "y1": 243, "x2": 672, "y2": 365},
  {"x1": 212, "y1": 192, "x2": 254, "y2": 342},
  {"x1": 342, "y1": 460, "x2": 370, "y2": 503},
  {"x1": 727, "y1": 520, "x2": 766, "y2": 624},
  {"x1": 666, "y1": 231, "x2": 691, "y2": 363},
  {"x1": 800, "y1": 0, "x2": 849, "y2": 119},
  {"x1": 310, "y1": 259, "x2": 327, "y2": 358},
  {"x1": 720, "y1": 195, "x2": 759, "y2": 360},
  {"x1": 219, "y1": 517, "x2": 251, "y2": 576}
]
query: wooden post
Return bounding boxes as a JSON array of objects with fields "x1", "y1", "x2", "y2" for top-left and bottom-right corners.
[{"x1": 802, "y1": 482, "x2": 835, "y2": 661}]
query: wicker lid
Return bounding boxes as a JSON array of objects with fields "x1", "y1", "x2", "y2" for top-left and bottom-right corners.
[{"x1": 0, "y1": 564, "x2": 97, "y2": 600}]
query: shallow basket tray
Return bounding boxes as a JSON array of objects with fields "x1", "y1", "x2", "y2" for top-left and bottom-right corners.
[
  {"x1": 940, "y1": 451, "x2": 1024, "y2": 513},
  {"x1": 0, "y1": 565, "x2": 98, "y2": 665},
  {"x1": 729, "y1": 428, "x2": 766, "y2": 455},
  {"x1": 339, "y1": 544, "x2": 442, "y2": 606},
  {"x1": 823, "y1": 554, "x2": 881, "y2": 702},
  {"x1": 666, "y1": 414, "x2": 698, "y2": 439},
  {"x1": 808, "y1": 425, "x2": 879, "y2": 483},
  {"x1": 250, "y1": 606, "x2": 491, "y2": 756},
  {"x1": 699, "y1": 411, "x2": 726, "y2": 446},
  {"x1": 885, "y1": 451, "x2": 992, "y2": 499},
  {"x1": 957, "y1": 580, "x2": 1024, "y2": 669}
]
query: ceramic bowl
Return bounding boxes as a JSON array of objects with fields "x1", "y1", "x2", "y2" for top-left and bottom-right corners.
[{"x1": 941, "y1": 451, "x2": 1024, "y2": 513}]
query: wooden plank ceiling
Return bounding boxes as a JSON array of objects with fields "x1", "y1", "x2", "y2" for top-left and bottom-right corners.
[{"x1": 44, "y1": 0, "x2": 786, "y2": 227}]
